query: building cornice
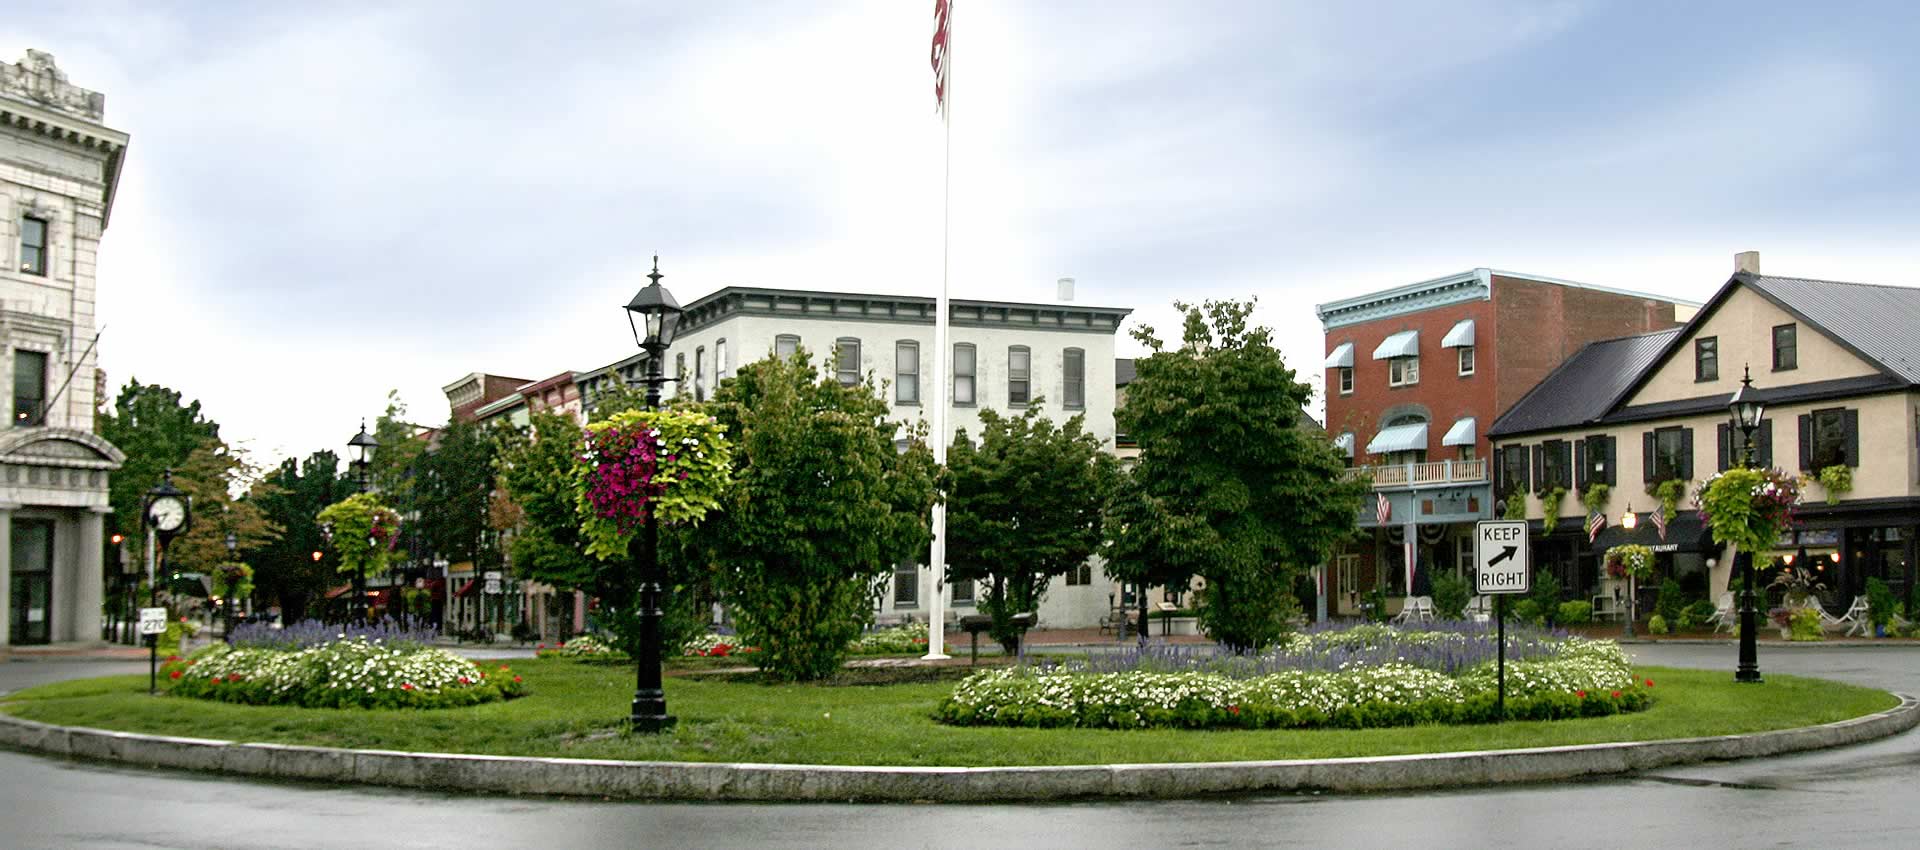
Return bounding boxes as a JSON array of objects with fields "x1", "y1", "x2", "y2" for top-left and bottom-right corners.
[
  {"x1": 675, "y1": 286, "x2": 1133, "y2": 337},
  {"x1": 0, "y1": 94, "x2": 129, "y2": 227},
  {"x1": 1315, "y1": 270, "x2": 1490, "y2": 330}
]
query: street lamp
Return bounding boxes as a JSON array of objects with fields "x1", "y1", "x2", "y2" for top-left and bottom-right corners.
[
  {"x1": 319, "y1": 521, "x2": 337, "y2": 623},
  {"x1": 1729, "y1": 366, "x2": 1766, "y2": 684},
  {"x1": 622, "y1": 255, "x2": 683, "y2": 733},
  {"x1": 346, "y1": 423, "x2": 378, "y2": 624},
  {"x1": 223, "y1": 530, "x2": 239, "y2": 637}
]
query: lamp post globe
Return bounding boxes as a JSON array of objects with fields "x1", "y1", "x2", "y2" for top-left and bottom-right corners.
[
  {"x1": 1729, "y1": 366, "x2": 1765, "y2": 683},
  {"x1": 622, "y1": 256, "x2": 683, "y2": 733}
]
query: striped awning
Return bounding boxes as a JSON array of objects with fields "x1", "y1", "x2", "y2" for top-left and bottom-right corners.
[
  {"x1": 1324, "y1": 342, "x2": 1355, "y2": 369},
  {"x1": 1441, "y1": 416, "x2": 1477, "y2": 447},
  {"x1": 1333, "y1": 432, "x2": 1355, "y2": 457},
  {"x1": 1372, "y1": 330, "x2": 1419, "y2": 360},
  {"x1": 1367, "y1": 422, "x2": 1428, "y2": 455},
  {"x1": 1441, "y1": 319, "x2": 1475, "y2": 348}
]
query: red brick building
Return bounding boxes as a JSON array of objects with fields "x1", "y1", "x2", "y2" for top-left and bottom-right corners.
[{"x1": 1315, "y1": 269, "x2": 1694, "y2": 616}]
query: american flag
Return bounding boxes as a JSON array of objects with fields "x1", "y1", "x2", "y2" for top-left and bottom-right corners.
[
  {"x1": 1377, "y1": 492, "x2": 1390, "y2": 523},
  {"x1": 1650, "y1": 507, "x2": 1668, "y2": 541},
  {"x1": 1586, "y1": 510, "x2": 1607, "y2": 543},
  {"x1": 931, "y1": 0, "x2": 952, "y2": 116}
]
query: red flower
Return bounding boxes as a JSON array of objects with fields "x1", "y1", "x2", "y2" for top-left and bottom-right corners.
[
  {"x1": 401, "y1": 682, "x2": 415, "y2": 691},
  {"x1": 1577, "y1": 690, "x2": 1587, "y2": 698},
  {"x1": 536, "y1": 643, "x2": 545, "y2": 649},
  {"x1": 169, "y1": 670, "x2": 182, "y2": 680},
  {"x1": 1644, "y1": 679, "x2": 1654, "y2": 687},
  {"x1": 459, "y1": 677, "x2": 472, "y2": 685},
  {"x1": 165, "y1": 655, "x2": 181, "y2": 662},
  {"x1": 512, "y1": 676, "x2": 522, "y2": 683},
  {"x1": 498, "y1": 665, "x2": 510, "y2": 673},
  {"x1": 1611, "y1": 690, "x2": 1622, "y2": 699},
  {"x1": 1228, "y1": 705, "x2": 1241, "y2": 715},
  {"x1": 712, "y1": 645, "x2": 731, "y2": 657}
]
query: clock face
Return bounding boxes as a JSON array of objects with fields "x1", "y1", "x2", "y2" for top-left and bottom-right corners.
[{"x1": 148, "y1": 496, "x2": 188, "y2": 532}]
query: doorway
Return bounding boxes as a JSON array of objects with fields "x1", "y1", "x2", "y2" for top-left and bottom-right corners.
[{"x1": 10, "y1": 519, "x2": 55, "y2": 644}]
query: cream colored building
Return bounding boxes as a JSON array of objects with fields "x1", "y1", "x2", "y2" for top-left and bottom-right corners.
[
  {"x1": 1489, "y1": 253, "x2": 1919, "y2": 612},
  {"x1": 0, "y1": 52, "x2": 127, "y2": 647}
]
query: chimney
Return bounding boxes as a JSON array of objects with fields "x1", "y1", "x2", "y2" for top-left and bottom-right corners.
[
  {"x1": 1057, "y1": 277, "x2": 1076, "y2": 301},
  {"x1": 1734, "y1": 251, "x2": 1761, "y2": 275}
]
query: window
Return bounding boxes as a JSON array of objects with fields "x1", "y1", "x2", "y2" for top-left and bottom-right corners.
[
  {"x1": 694, "y1": 347, "x2": 706, "y2": 401},
  {"x1": 835, "y1": 338, "x2": 862, "y2": 386},
  {"x1": 1063, "y1": 347, "x2": 1085, "y2": 409},
  {"x1": 895, "y1": 341, "x2": 920, "y2": 405},
  {"x1": 1695, "y1": 336, "x2": 1718, "y2": 382},
  {"x1": 892, "y1": 563, "x2": 918, "y2": 607},
  {"x1": 1539, "y1": 440, "x2": 1570, "y2": 491},
  {"x1": 19, "y1": 216, "x2": 47, "y2": 276},
  {"x1": 12, "y1": 350, "x2": 45, "y2": 425},
  {"x1": 1499, "y1": 444, "x2": 1530, "y2": 494},
  {"x1": 1806, "y1": 408, "x2": 1850, "y2": 470},
  {"x1": 1773, "y1": 324, "x2": 1797, "y2": 371},
  {"x1": 1458, "y1": 445, "x2": 1475, "y2": 462},
  {"x1": 1338, "y1": 366, "x2": 1353, "y2": 395},
  {"x1": 953, "y1": 343, "x2": 976, "y2": 405},
  {"x1": 951, "y1": 578, "x2": 975, "y2": 604},
  {"x1": 674, "y1": 353, "x2": 686, "y2": 396},
  {"x1": 1336, "y1": 554, "x2": 1360, "y2": 604},
  {"x1": 715, "y1": 339, "x2": 728, "y2": 380},
  {"x1": 1458, "y1": 346, "x2": 1475, "y2": 376},
  {"x1": 1389, "y1": 356, "x2": 1419, "y2": 387},
  {"x1": 1649, "y1": 426, "x2": 1689, "y2": 481},
  {"x1": 1066, "y1": 562, "x2": 1092, "y2": 586},
  {"x1": 774, "y1": 334, "x2": 800, "y2": 358},
  {"x1": 1008, "y1": 346, "x2": 1031, "y2": 405}
]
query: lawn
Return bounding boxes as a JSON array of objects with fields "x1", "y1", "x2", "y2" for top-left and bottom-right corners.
[{"x1": 0, "y1": 659, "x2": 1897, "y2": 767}]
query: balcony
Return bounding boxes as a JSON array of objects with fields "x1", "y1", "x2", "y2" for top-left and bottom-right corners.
[{"x1": 1346, "y1": 459, "x2": 1488, "y2": 489}]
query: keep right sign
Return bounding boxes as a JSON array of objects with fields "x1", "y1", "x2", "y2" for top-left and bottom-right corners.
[{"x1": 1475, "y1": 520, "x2": 1531, "y2": 595}]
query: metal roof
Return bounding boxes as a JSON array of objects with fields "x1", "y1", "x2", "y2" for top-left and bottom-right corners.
[
  {"x1": 1372, "y1": 330, "x2": 1419, "y2": 360},
  {"x1": 1742, "y1": 274, "x2": 1920, "y2": 383},
  {"x1": 1367, "y1": 422, "x2": 1428, "y2": 454},
  {"x1": 1324, "y1": 342, "x2": 1354, "y2": 368},
  {"x1": 1488, "y1": 329, "x2": 1681, "y2": 437}
]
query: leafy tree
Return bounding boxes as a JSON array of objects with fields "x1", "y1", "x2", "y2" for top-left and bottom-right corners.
[
  {"x1": 416, "y1": 417, "x2": 498, "y2": 566},
  {"x1": 368, "y1": 390, "x2": 426, "y2": 498},
  {"x1": 692, "y1": 349, "x2": 938, "y2": 680},
  {"x1": 1113, "y1": 299, "x2": 1366, "y2": 652},
  {"x1": 96, "y1": 379, "x2": 220, "y2": 539},
  {"x1": 251, "y1": 451, "x2": 349, "y2": 621},
  {"x1": 947, "y1": 404, "x2": 1117, "y2": 650},
  {"x1": 494, "y1": 411, "x2": 598, "y2": 594},
  {"x1": 165, "y1": 439, "x2": 283, "y2": 577}
]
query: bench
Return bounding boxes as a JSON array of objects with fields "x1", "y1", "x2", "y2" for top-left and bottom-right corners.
[{"x1": 959, "y1": 612, "x2": 1035, "y2": 663}]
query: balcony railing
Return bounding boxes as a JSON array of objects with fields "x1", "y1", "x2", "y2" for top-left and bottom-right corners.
[{"x1": 1345, "y1": 459, "x2": 1487, "y2": 489}]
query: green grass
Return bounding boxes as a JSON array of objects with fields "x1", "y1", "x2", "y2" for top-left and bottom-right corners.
[{"x1": 0, "y1": 660, "x2": 1897, "y2": 767}]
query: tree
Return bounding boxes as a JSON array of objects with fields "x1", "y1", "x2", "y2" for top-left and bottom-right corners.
[
  {"x1": 1113, "y1": 299, "x2": 1367, "y2": 652},
  {"x1": 692, "y1": 349, "x2": 938, "y2": 680},
  {"x1": 252, "y1": 451, "x2": 349, "y2": 622},
  {"x1": 415, "y1": 417, "x2": 497, "y2": 566},
  {"x1": 947, "y1": 404, "x2": 1117, "y2": 650},
  {"x1": 96, "y1": 379, "x2": 221, "y2": 540},
  {"x1": 494, "y1": 411, "x2": 599, "y2": 594}
]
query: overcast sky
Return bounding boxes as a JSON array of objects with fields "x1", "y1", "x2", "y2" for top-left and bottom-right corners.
[{"x1": 9, "y1": 0, "x2": 1920, "y2": 466}]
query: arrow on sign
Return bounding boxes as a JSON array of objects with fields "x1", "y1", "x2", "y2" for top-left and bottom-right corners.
[{"x1": 1486, "y1": 546, "x2": 1518, "y2": 567}]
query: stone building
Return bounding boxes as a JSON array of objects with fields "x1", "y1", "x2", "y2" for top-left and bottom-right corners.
[{"x1": 0, "y1": 52, "x2": 128, "y2": 647}]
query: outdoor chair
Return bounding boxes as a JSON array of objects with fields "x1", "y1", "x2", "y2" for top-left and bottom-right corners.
[
  {"x1": 1839, "y1": 596, "x2": 1871, "y2": 636},
  {"x1": 1465, "y1": 595, "x2": 1492, "y2": 623},
  {"x1": 1707, "y1": 592, "x2": 1736, "y2": 634},
  {"x1": 1590, "y1": 593, "x2": 1620, "y2": 623},
  {"x1": 1391, "y1": 596, "x2": 1434, "y2": 624}
]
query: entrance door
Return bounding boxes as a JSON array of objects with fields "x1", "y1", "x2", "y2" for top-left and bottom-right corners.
[{"x1": 10, "y1": 519, "x2": 54, "y2": 644}]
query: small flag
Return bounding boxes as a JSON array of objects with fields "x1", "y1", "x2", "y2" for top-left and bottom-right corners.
[
  {"x1": 931, "y1": 0, "x2": 952, "y2": 116},
  {"x1": 1586, "y1": 510, "x2": 1607, "y2": 543},
  {"x1": 1650, "y1": 507, "x2": 1668, "y2": 541},
  {"x1": 1377, "y1": 492, "x2": 1390, "y2": 523}
]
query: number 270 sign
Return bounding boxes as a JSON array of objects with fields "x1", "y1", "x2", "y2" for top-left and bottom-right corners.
[{"x1": 1475, "y1": 520, "x2": 1531, "y2": 595}]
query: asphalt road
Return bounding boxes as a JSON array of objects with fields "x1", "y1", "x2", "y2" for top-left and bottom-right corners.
[{"x1": 2, "y1": 645, "x2": 1916, "y2": 850}]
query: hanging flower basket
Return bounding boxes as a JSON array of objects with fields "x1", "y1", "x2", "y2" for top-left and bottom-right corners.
[
  {"x1": 317, "y1": 493, "x2": 404, "y2": 578},
  {"x1": 573, "y1": 409, "x2": 732, "y2": 559},
  {"x1": 1694, "y1": 467, "x2": 1800, "y2": 559},
  {"x1": 1603, "y1": 544, "x2": 1654, "y2": 581}
]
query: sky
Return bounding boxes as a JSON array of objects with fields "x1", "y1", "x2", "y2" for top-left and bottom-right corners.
[{"x1": 8, "y1": 0, "x2": 1920, "y2": 467}]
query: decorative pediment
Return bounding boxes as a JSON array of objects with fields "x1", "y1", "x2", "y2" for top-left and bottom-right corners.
[{"x1": 0, "y1": 427, "x2": 125, "y2": 469}]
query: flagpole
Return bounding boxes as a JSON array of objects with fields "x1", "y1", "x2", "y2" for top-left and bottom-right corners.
[{"x1": 924, "y1": 0, "x2": 953, "y2": 660}]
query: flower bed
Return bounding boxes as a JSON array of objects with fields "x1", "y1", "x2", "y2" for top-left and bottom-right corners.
[
  {"x1": 937, "y1": 624, "x2": 1650, "y2": 730},
  {"x1": 535, "y1": 634, "x2": 631, "y2": 661},
  {"x1": 849, "y1": 625, "x2": 929, "y2": 656},
  {"x1": 166, "y1": 638, "x2": 525, "y2": 710}
]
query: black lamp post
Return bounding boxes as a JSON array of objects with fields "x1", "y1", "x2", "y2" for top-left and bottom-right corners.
[
  {"x1": 623, "y1": 255, "x2": 683, "y2": 733},
  {"x1": 319, "y1": 521, "x2": 336, "y2": 623},
  {"x1": 1729, "y1": 366, "x2": 1766, "y2": 684},
  {"x1": 347, "y1": 422, "x2": 379, "y2": 624},
  {"x1": 223, "y1": 530, "x2": 239, "y2": 637}
]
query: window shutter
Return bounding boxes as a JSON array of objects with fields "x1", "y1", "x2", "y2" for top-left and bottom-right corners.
[
  {"x1": 1574, "y1": 440, "x2": 1588, "y2": 490},
  {"x1": 1843, "y1": 408, "x2": 1860, "y2": 466},
  {"x1": 1798, "y1": 414, "x2": 1813, "y2": 471},
  {"x1": 1557, "y1": 441, "x2": 1573, "y2": 488},
  {"x1": 1757, "y1": 418, "x2": 1774, "y2": 468},
  {"x1": 1716, "y1": 423, "x2": 1730, "y2": 472},
  {"x1": 1680, "y1": 428, "x2": 1695, "y2": 480},
  {"x1": 1643, "y1": 432, "x2": 1656, "y2": 482},
  {"x1": 1603, "y1": 436, "x2": 1618, "y2": 486},
  {"x1": 1532, "y1": 445, "x2": 1544, "y2": 493}
]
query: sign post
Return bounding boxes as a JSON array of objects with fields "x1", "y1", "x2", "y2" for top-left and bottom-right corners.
[
  {"x1": 1475, "y1": 520, "x2": 1531, "y2": 720},
  {"x1": 138, "y1": 607, "x2": 169, "y2": 694}
]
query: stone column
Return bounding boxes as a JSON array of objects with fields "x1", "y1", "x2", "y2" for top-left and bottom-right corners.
[
  {"x1": 0, "y1": 507, "x2": 12, "y2": 647},
  {"x1": 74, "y1": 508, "x2": 106, "y2": 644}
]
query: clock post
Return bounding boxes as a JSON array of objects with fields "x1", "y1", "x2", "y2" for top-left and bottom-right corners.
[{"x1": 142, "y1": 470, "x2": 192, "y2": 694}]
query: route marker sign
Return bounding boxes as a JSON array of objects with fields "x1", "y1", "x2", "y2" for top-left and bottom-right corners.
[
  {"x1": 137, "y1": 607, "x2": 169, "y2": 636},
  {"x1": 1475, "y1": 520, "x2": 1531, "y2": 595}
]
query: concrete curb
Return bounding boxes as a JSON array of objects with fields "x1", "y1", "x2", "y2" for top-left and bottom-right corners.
[{"x1": 1, "y1": 694, "x2": 1914, "y2": 801}]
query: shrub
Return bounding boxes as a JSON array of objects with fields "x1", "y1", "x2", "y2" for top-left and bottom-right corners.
[
  {"x1": 166, "y1": 639, "x2": 525, "y2": 709},
  {"x1": 1512, "y1": 599, "x2": 1543, "y2": 626},
  {"x1": 1865, "y1": 578, "x2": 1899, "y2": 630},
  {"x1": 1363, "y1": 587, "x2": 1391, "y2": 623},
  {"x1": 1677, "y1": 599, "x2": 1718, "y2": 632},
  {"x1": 1648, "y1": 615, "x2": 1669, "y2": 635},
  {"x1": 1431, "y1": 572, "x2": 1470, "y2": 620},
  {"x1": 1529, "y1": 570, "x2": 1563, "y2": 626},
  {"x1": 1655, "y1": 578, "x2": 1685, "y2": 624},
  {"x1": 1789, "y1": 607, "x2": 1824, "y2": 641},
  {"x1": 1557, "y1": 601, "x2": 1593, "y2": 625}
]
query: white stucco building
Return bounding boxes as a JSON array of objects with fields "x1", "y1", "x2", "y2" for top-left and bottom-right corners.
[
  {"x1": 0, "y1": 52, "x2": 127, "y2": 648},
  {"x1": 659, "y1": 284, "x2": 1132, "y2": 628}
]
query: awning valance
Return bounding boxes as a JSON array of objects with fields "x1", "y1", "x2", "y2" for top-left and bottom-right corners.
[
  {"x1": 1324, "y1": 342, "x2": 1354, "y2": 369},
  {"x1": 1366, "y1": 422, "x2": 1428, "y2": 455},
  {"x1": 1441, "y1": 319, "x2": 1475, "y2": 348},
  {"x1": 1333, "y1": 432, "x2": 1355, "y2": 457},
  {"x1": 1372, "y1": 330, "x2": 1419, "y2": 360},
  {"x1": 1441, "y1": 417, "x2": 1477, "y2": 447}
]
